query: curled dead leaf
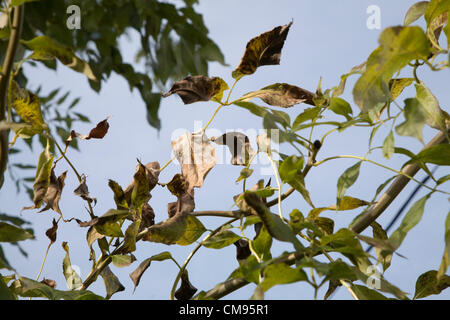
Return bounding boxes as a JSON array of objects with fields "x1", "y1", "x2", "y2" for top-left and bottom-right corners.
[
  {"x1": 73, "y1": 174, "x2": 97, "y2": 205},
  {"x1": 45, "y1": 218, "x2": 58, "y2": 243}
]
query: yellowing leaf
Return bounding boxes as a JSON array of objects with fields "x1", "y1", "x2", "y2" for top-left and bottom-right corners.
[
  {"x1": 232, "y1": 21, "x2": 292, "y2": 79},
  {"x1": 162, "y1": 75, "x2": 228, "y2": 104},
  {"x1": 404, "y1": 1, "x2": 429, "y2": 25},
  {"x1": 21, "y1": 36, "x2": 97, "y2": 81}
]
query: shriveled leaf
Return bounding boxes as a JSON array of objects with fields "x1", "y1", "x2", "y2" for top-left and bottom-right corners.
[
  {"x1": 143, "y1": 213, "x2": 206, "y2": 246},
  {"x1": 100, "y1": 266, "x2": 125, "y2": 299},
  {"x1": 62, "y1": 242, "x2": 82, "y2": 290},
  {"x1": 336, "y1": 161, "x2": 362, "y2": 206},
  {"x1": 45, "y1": 218, "x2": 58, "y2": 243},
  {"x1": 123, "y1": 161, "x2": 160, "y2": 206},
  {"x1": 21, "y1": 36, "x2": 97, "y2": 81},
  {"x1": 353, "y1": 26, "x2": 431, "y2": 112},
  {"x1": 212, "y1": 132, "x2": 255, "y2": 166},
  {"x1": 239, "y1": 83, "x2": 315, "y2": 108},
  {"x1": 414, "y1": 270, "x2": 450, "y2": 299},
  {"x1": 38, "y1": 168, "x2": 67, "y2": 214},
  {"x1": 0, "y1": 222, "x2": 34, "y2": 242},
  {"x1": 244, "y1": 192, "x2": 304, "y2": 252},
  {"x1": 175, "y1": 271, "x2": 197, "y2": 300},
  {"x1": 162, "y1": 75, "x2": 228, "y2": 104},
  {"x1": 172, "y1": 132, "x2": 216, "y2": 188},
  {"x1": 404, "y1": 1, "x2": 429, "y2": 25},
  {"x1": 129, "y1": 252, "x2": 173, "y2": 290},
  {"x1": 66, "y1": 116, "x2": 110, "y2": 147},
  {"x1": 232, "y1": 21, "x2": 292, "y2": 79},
  {"x1": 261, "y1": 263, "x2": 307, "y2": 292}
]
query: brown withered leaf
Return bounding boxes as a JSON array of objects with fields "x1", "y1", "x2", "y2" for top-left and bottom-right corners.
[
  {"x1": 174, "y1": 271, "x2": 197, "y2": 300},
  {"x1": 162, "y1": 75, "x2": 228, "y2": 104},
  {"x1": 140, "y1": 203, "x2": 155, "y2": 229},
  {"x1": 172, "y1": 132, "x2": 216, "y2": 188},
  {"x1": 65, "y1": 116, "x2": 110, "y2": 148},
  {"x1": 37, "y1": 167, "x2": 67, "y2": 214},
  {"x1": 211, "y1": 132, "x2": 255, "y2": 166},
  {"x1": 45, "y1": 218, "x2": 58, "y2": 243},
  {"x1": 40, "y1": 278, "x2": 57, "y2": 288},
  {"x1": 232, "y1": 21, "x2": 293, "y2": 79},
  {"x1": 166, "y1": 174, "x2": 195, "y2": 218},
  {"x1": 240, "y1": 83, "x2": 316, "y2": 108},
  {"x1": 73, "y1": 174, "x2": 97, "y2": 205}
]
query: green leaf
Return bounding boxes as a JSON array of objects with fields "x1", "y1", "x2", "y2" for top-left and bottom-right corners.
[
  {"x1": 371, "y1": 222, "x2": 392, "y2": 272},
  {"x1": 143, "y1": 214, "x2": 206, "y2": 246},
  {"x1": 131, "y1": 161, "x2": 150, "y2": 210},
  {"x1": 415, "y1": 82, "x2": 447, "y2": 133},
  {"x1": 0, "y1": 213, "x2": 29, "y2": 227},
  {"x1": 414, "y1": 270, "x2": 450, "y2": 299},
  {"x1": 0, "y1": 222, "x2": 34, "y2": 242},
  {"x1": 336, "y1": 161, "x2": 362, "y2": 206},
  {"x1": 292, "y1": 106, "x2": 321, "y2": 129},
  {"x1": 232, "y1": 22, "x2": 292, "y2": 79},
  {"x1": 438, "y1": 211, "x2": 450, "y2": 279},
  {"x1": 21, "y1": 36, "x2": 97, "y2": 81},
  {"x1": 62, "y1": 242, "x2": 82, "y2": 290},
  {"x1": 129, "y1": 252, "x2": 173, "y2": 290},
  {"x1": 404, "y1": 1, "x2": 430, "y2": 25},
  {"x1": 111, "y1": 254, "x2": 136, "y2": 268},
  {"x1": 279, "y1": 156, "x2": 314, "y2": 207},
  {"x1": 353, "y1": 26, "x2": 431, "y2": 112},
  {"x1": 390, "y1": 194, "x2": 431, "y2": 250},
  {"x1": 251, "y1": 225, "x2": 272, "y2": 261},
  {"x1": 10, "y1": 0, "x2": 39, "y2": 6},
  {"x1": 350, "y1": 284, "x2": 388, "y2": 300},
  {"x1": 233, "y1": 101, "x2": 268, "y2": 118},
  {"x1": 328, "y1": 97, "x2": 353, "y2": 120},
  {"x1": 299, "y1": 258, "x2": 358, "y2": 282},
  {"x1": 121, "y1": 220, "x2": 141, "y2": 253},
  {"x1": 13, "y1": 277, "x2": 103, "y2": 300},
  {"x1": 413, "y1": 144, "x2": 450, "y2": 165},
  {"x1": 162, "y1": 75, "x2": 228, "y2": 104},
  {"x1": 382, "y1": 131, "x2": 395, "y2": 159},
  {"x1": 239, "y1": 83, "x2": 315, "y2": 108},
  {"x1": 0, "y1": 275, "x2": 15, "y2": 300},
  {"x1": 100, "y1": 266, "x2": 125, "y2": 299},
  {"x1": 203, "y1": 226, "x2": 241, "y2": 249},
  {"x1": 108, "y1": 180, "x2": 128, "y2": 209},
  {"x1": 243, "y1": 192, "x2": 304, "y2": 252},
  {"x1": 261, "y1": 263, "x2": 307, "y2": 292},
  {"x1": 424, "y1": 0, "x2": 450, "y2": 49}
]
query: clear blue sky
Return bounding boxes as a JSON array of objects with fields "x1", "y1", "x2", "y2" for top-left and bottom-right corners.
[{"x1": 1, "y1": 0, "x2": 449, "y2": 300}]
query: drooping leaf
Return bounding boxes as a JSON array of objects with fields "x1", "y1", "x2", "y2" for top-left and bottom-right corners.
[
  {"x1": 38, "y1": 168, "x2": 67, "y2": 214},
  {"x1": 232, "y1": 21, "x2": 293, "y2": 79},
  {"x1": 100, "y1": 266, "x2": 125, "y2": 300},
  {"x1": 239, "y1": 83, "x2": 315, "y2": 108},
  {"x1": 62, "y1": 242, "x2": 82, "y2": 290},
  {"x1": 395, "y1": 98, "x2": 428, "y2": 142},
  {"x1": 414, "y1": 270, "x2": 450, "y2": 299},
  {"x1": 21, "y1": 36, "x2": 97, "y2": 81},
  {"x1": 404, "y1": 1, "x2": 430, "y2": 25},
  {"x1": 371, "y1": 222, "x2": 392, "y2": 272},
  {"x1": 0, "y1": 222, "x2": 34, "y2": 242},
  {"x1": 333, "y1": 61, "x2": 366, "y2": 97},
  {"x1": 244, "y1": 192, "x2": 304, "y2": 252},
  {"x1": 172, "y1": 132, "x2": 216, "y2": 188},
  {"x1": 211, "y1": 132, "x2": 255, "y2": 166},
  {"x1": 336, "y1": 161, "x2": 362, "y2": 206},
  {"x1": 353, "y1": 26, "x2": 431, "y2": 112},
  {"x1": 45, "y1": 218, "x2": 58, "y2": 244},
  {"x1": 414, "y1": 82, "x2": 447, "y2": 133},
  {"x1": 129, "y1": 252, "x2": 173, "y2": 290},
  {"x1": 162, "y1": 75, "x2": 228, "y2": 104},
  {"x1": 389, "y1": 194, "x2": 431, "y2": 250},
  {"x1": 108, "y1": 179, "x2": 128, "y2": 210},
  {"x1": 111, "y1": 254, "x2": 136, "y2": 268},
  {"x1": 120, "y1": 220, "x2": 141, "y2": 254},
  {"x1": 261, "y1": 263, "x2": 308, "y2": 292},
  {"x1": 175, "y1": 270, "x2": 197, "y2": 300}
]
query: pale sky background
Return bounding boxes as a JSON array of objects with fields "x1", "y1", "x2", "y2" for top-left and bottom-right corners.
[{"x1": 1, "y1": 0, "x2": 449, "y2": 300}]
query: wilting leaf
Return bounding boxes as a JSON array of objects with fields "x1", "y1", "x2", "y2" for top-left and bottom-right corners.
[
  {"x1": 143, "y1": 214, "x2": 206, "y2": 246},
  {"x1": 66, "y1": 117, "x2": 110, "y2": 148},
  {"x1": 232, "y1": 21, "x2": 292, "y2": 79},
  {"x1": 172, "y1": 132, "x2": 216, "y2": 188},
  {"x1": 414, "y1": 270, "x2": 450, "y2": 299},
  {"x1": 371, "y1": 222, "x2": 392, "y2": 272},
  {"x1": 21, "y1": 36, "x2": 97, "y2": 81},
  {"x1": 239, "y1": 83, "x2": 315, "y2": 108},
  {"x1": 307, "y1": 196, "x2": 369, "y2": 220},
  {"x1": 395, "y1": 98, "x2": 428, "y2": 142},
  {"x1": 40, "y1": 278, "x2": 56, "y2": 289},
  {"x1": 108, "y1": 180, "x2": 128, "y2": 209},
  {"x1": 414, "y1": 82, "x2": 447, "y2": 132},
  {"x1": 111, "y1": 254, "x2": 136, "y2": 268},
  {"x1": 333, "y1": 62, "x2": 366, "y2": 97},
  {"x1": 389, "y1": 78, "x2": 414, "y2": 101},
  {"x1": 424, "y1": 1, "x2": 449, "y2": 49},
  {"x1": 166, "y1": 173, "x2": 188, "y2": 197},
  {"x1": 175, "y1": 271, "x2": 197, "y2": 300},
  {"x1": 123, "y1": 161, "x2": 160, "y2": 206},
  {"x1": 203, "y1": 226, "x2": 241, "y2": 249},
  {"x1": 212, "y1": 132, "x2": 255, "y2": 166},
  {"x1": 404, "y1": 1, "x2": 429, "y2": 25},
  {"x1": 0, "y1": 222, "x2": 34, "y2": 242},
  {"x1": 73, "y1": 174, "x2": 96, "y2": 204},
  {"x1": 62, "y1": 242, "x2": 82, "y2": 290},
  {"x1": 92, "y1": 209, "x2": 130, "y2": 237},
  {"x1": 121, "y1": 221, "x2": 141, "y2": 254},
  {"x1": 336, "y1": 161, "x2": 362, "y2": 207},
  {"x1": 100, "y1": 266, "x2": 125, "y2": 300},
  {"x1": 389, "y1": 194, "x2": 430, "y2": 250},
  {"x1": 244, "y1": 192, "x2": 304, "y2": 252},
  {"x1": 129, "y1": 252, "x2": 173, "y2": 290},
  {"x1": 13, "y1": 277, "x2": 103, "y2": 300},
  {"x1": 38, "y1": 168, "x2": 67, "y2": 214},
  {"x1": 279, "y1": 155, "x2": 313, "y2": 207},
  {"x1": 45, "y1": 218, "x2": 58, "y2": 243},
  {"x1": 353, "y1": 26, "x2": 430, "y2": 112},
  {"x1": 162, "y1": 75, "x2": 228, "y2": 104},
  {"x1": 261, "y1": 263, "x2": 307, "y2": 292}
]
